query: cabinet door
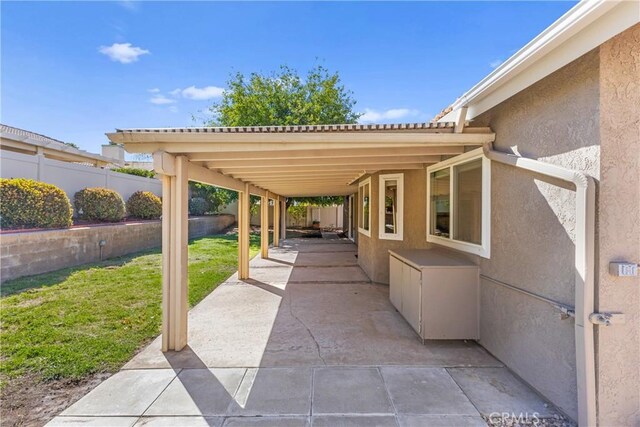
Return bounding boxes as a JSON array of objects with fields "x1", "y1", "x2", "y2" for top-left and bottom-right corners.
[
  {"x1": 389, "y1": 257, "x2": 403, "y2": 310},
  {"x1": 402, "y1": 265, "x2": 422, "y2": 334}
]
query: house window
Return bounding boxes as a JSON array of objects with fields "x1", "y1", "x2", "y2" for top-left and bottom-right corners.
[
  {"x1": 427, "y1": 148, "x2": 490, "y2": 257},
  {"x1": 379, "y1": 173, "x2": 404, "y2": 240},
  {"x1": 358, "y1": 177, "x2": 371, "y2": 237}
]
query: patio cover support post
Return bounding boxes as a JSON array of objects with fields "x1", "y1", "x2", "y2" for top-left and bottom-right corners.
[
  {"x1": 261, "y1": 191, "x2": 269, "y2": 259},
  {"x1": 273, "y1": 198, "x2": 280, "y2": 247},
  {"x1": 160, "y1": 174, "x2": 171, "y2": 352},
  {"x1": 281, "y1": 200, "x2": 287, "y2": 241},
  {"x1": 158, "y1": 154, "x2": 189, "y2": 352},
  {"x1": 238, "y1": 182, "x2": 250, "y2": 279}
]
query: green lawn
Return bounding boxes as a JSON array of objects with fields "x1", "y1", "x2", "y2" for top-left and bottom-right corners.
[{"x1": 0, "y1": 233, "x2": 262, "y2": 388}]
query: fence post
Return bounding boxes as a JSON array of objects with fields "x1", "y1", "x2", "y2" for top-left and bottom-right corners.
[{"x1": 37, "y1": 154, "x2": 45, "y2": 181}]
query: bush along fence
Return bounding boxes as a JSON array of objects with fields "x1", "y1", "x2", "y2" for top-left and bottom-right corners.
[
  {"x1": 0, "y1": 178, "x2": 237, "y2": 281},
  {"x1": 0, "y1": 178, "x2": 73, "y2": 229}
]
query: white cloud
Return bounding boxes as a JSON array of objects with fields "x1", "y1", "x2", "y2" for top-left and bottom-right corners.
[
  {"x1": 180, "y1": 85, "x2": 224, "y2": 100},
  {"x1": 169, "y1": 88, "x2": 182, "y2": 97},
  {"x1": 99, "y1": 43, "x2": 149, "y2": 64},
  {"x1": 148, "y1": 88, "x2": 160, "y2": 94},
  {"x1": 149, "y1": 95, "x2": 175, "y2": 105},
  {"x1": 359, "y1": 108, "x2": 424, "y2": 123},
  {"x1": 118, "y1": 1, "x2": 139, "y2": 12},
  {"x1": 489, "y1": 59, "x2": 503, "y2": 69},
  {"x1": 168, "y1": 106, "x2": 179, "y2": 113}
]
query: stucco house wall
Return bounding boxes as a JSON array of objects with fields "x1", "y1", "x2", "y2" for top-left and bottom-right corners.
[
  {"x1": 356, "y1": 169, "x2": 433, "y2": 284},
  {"x1": 470, "y1": 46, "x2": 602, "y2": 422},
  {"x1": 595, "y1": 24, "x2": 639, "y2": 427},
  {"x1": 353, "y1": 25, "x2": 639, "y2": 423}
]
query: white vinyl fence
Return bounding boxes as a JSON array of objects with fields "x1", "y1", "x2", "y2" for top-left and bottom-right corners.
[
  {"x1": 1, "y1": 150, "x2": 162, "y2": 202},
  {"x1": 219, "y1": 201, "x2": 343, "y2": 229}
]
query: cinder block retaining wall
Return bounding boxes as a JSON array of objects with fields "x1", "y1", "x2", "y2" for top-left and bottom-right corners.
[{"x1": 0, "y1": 214, "x2": 235, "y2": 282}]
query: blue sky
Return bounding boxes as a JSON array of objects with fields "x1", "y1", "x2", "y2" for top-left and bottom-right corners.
[{"x1": 1, "y1": 1, "x2": 576, "y2": 153}]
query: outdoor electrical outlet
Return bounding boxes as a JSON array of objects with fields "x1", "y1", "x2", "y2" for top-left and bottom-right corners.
[
  {"x1": 609, "y1": 262, "x2": 638, "y2": 277},
  {"x1": 99, "y1": 240, "x2": 107, "y2": 246}
]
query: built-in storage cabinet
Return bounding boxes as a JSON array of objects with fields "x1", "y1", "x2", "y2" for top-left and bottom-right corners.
[{"x1": 389, "y1": 248, "x2": 479, "y2": 341}]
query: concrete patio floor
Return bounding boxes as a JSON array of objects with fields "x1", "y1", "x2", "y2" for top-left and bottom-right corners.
[{"x1": 48, "y1": 238, "x2": 562, "y2": 427}]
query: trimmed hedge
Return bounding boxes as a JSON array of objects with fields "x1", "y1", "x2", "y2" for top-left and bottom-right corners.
[
  {"x1": 189, "y1": 197, "x2": 209, "y2": 216},
  {"x1": 127, "y1": 191, "x2": 162, "y2": 219},
  {"x1": 0, "y1": 178, "x2": 73, "y2": 229},
  {"x1": 111, "y1": 167, "x2": 156, "y2": 178},
  {"x1": 74, "y1": 188, "x2": 126, "y2": 222}
]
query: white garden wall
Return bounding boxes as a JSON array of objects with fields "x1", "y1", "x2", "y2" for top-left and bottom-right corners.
[{"x1": 0, "y1": 150, "x2": 162, "y2": 202}]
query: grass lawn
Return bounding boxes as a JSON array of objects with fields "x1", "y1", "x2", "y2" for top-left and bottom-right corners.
[{"x1": 0, "y1": 232, "x2": 262, "y2": 389}]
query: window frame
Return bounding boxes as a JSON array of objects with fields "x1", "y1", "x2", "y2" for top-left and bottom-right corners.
[
  {"x1": 347, "y1": 194, "x2": 355, "y2": 241},
  {"x1": 358, "y1": 177, "x2": 371, "y2": 237},
  {"x1": 426, "y1": 148, "x2": 491, "y2": 258},
  {"x1": 378, "y1": 173, "x2": 404, "y2": 241}
]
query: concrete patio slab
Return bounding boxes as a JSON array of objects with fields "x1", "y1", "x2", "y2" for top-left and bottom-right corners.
[
  {"x1": 447, "y1": 367, "x2": 559, "y2": 417},
  {"x1": 283, "y1": 243, "x2": 357, "y2": 253},
  {"x1": 312, "y1": 367, "x2": 394, "y2": 415},
  {"x1": 144, "y1": 368, "x2": 246, "y2": 416},
  {"x1": 228, "y1": 368, "x2": 312, "y2": 416},
  {"x1": 288, "y1": 266, "x2": 369, "y2": 283},
  {"x1": 396, "y1": 415, "x2": 487, "y2": 427},
  {"x1": 380, "y1": 367, "x2": 478, "y2": 415},
  {"x1": 61, "y1": 369, "x2": 177, "y2": 416},
  {"x1": 135, "y1": 416, "x2": 223, "y2": 426},
  {"x1": 223, "y1": 417, "x2": 309, "y2": 427},
  {"x1": 311, "y1": 415, "x2": 398, "y2": 427},
  {"x1": 51, "y1": 238, "x2": 566, "y2": 426},
  {"x1": 292, "y1": 251, "x2": 357, "y2": 267},
  {"x1": 47, "y1": 417, "x2": 138, "y2": 427}
]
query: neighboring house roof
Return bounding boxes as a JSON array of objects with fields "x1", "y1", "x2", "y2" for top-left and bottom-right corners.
[
  {"x1": 0, "y1": 123, "x2": 118, "y2": 166},
  {"x1": 437, "y1": 0, "x2": 640, "y2": 123}
]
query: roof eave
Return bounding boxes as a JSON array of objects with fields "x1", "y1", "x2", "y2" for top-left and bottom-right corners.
[{"x1": 440, "y1": 0, "x2": 640, "y2": 122}]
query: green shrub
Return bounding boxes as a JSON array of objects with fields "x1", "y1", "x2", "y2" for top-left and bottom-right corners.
[
  {"x1": 111, "y1": 167, "x2": 156, "y2": 178},
  {"x1": 189, "y1": 197, "x2": 209, "y2": 216},
  {"x1": 127, "y1": 191, "x2": 162, "y2": 219},
  {"x1": 74, "y1": 188, "x2": 125, "y2": 222},
  {"x1": 0, "y1": 178, "x2": 73, "y2": 229},
  {"x1": 189, "y1": 182, "x2": 236, "y2": 213}
]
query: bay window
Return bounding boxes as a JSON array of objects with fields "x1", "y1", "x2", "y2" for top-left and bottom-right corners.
[{"x1": 427, "y1": 148, "x2": 491, "y2": 257}]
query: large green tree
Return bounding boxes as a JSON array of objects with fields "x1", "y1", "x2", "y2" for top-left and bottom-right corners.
[
  {"x1": 201, "y1": 65, "x2": 358, "y2": 208},
  {"x1": 207, "y1": 65, "x2": 361, "y2": 127}
]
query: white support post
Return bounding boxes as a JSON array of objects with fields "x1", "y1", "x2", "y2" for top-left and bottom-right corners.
[
  {"x1": 238, "y1": 183, "x2": 250, "y2": 279},
  {"x1": 159, "y1": 154, "x2": 189, "y2": 352},
  {"x1": 281, "y1": 200, "x2": 287, "y2": 241},
  {"x1": 161, "y1": 174, "x2": 172, "y2": 352},
  {"x1": 261, "y1": 191, "x2": 269, "y2": 259},
  {"x1": 172, "y1": 156, "x2": 189, "y2": 351},
  {"x1": 273, "y1": 198, "x2": 280, "y2": 247}
]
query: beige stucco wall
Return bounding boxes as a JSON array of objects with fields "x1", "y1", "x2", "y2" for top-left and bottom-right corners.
[
  {"x1": 471, "y1": 48, "x2": 602, "y2": 421},
  {"x1": 595, "y1": 24, "x2": 640, "y2": 427},
  {"x1": 351, "y1": 25, "x2": 639, "y2": 424},
  {"x1": 357, "y1": 169, "x2": 434, "y2": 284},
  {"x1": 1, "y1": 215, "x2": 235, "y2": 282}
]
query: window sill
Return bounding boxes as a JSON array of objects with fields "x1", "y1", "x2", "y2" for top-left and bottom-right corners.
[
  {"x1": 379, "y1": 234, "x2": 403, "y2": 241},
  {"x1": 427, "y1": 234, "x2": 490, "y2": 258},
  {"x1": 358, "y1": 228, "x2": 371, "y2": 237}
]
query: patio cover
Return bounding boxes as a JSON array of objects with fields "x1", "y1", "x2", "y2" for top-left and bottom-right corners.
[{"x1": 106, "y1": 122, "x2": 495, "y2": 351}]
